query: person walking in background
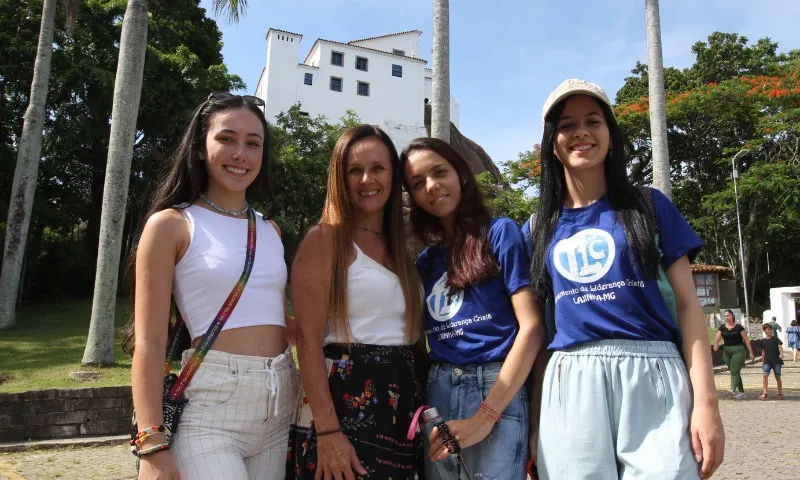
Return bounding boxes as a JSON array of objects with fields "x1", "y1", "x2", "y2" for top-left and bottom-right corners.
[
  {"x1": 769, "y1": 316, "x2": 782, "y2": 339},
  {"x1": 287, "y1": 125, "x2": 425, "y2": 479},
  {"x1": 528, "y1": 79, "x2": 724, "y2": 479},
  {"x1": 125, "y1": 93, "x2": 297, "y2": 480},
  {"x1": 402, "y1": 137, "x2": 545, "y2": 480},
  {"x1": 713, "y1": 309, "x2": 754, "y2": 399},
  {"x1": 787, "y1": 320, "x2": 800, "y2": 362},
  {"x1": 759, "y1": 323, "x2": 784, "y2": 400}
]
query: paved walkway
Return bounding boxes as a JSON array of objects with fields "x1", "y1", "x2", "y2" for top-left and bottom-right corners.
[{"x1": 1, "y1": 361, "x2": 799, "y2": 479}]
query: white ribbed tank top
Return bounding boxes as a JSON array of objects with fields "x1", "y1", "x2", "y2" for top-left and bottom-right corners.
[
  {"x1": 324, "y1": 243, "x2": 408, "y2": 346},
  {"x1": 173, "y1": 205, "x2": 287, "y2": 341}
]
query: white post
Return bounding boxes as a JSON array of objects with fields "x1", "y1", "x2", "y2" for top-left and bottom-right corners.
[{"x1": 732, "y1": 149, "x2": 749, "y2": 334}]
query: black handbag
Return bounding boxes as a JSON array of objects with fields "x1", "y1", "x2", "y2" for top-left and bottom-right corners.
[{"x1": 131, "y1": 208, "x2": 257, "y2": 464}]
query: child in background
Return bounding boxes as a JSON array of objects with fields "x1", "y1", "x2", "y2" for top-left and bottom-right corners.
[{"x1": 759, "y1": 323, "x2": 784, "y2": 400}]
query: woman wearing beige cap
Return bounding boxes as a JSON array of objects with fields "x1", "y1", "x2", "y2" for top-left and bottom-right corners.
[{"x1": 523, "y1": 79, "x2": 724, "y2": 479}]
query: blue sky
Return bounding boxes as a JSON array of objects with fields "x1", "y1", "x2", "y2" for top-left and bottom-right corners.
[{"x1": 199, "y1": 0, "x2": 800, "y2": 168}]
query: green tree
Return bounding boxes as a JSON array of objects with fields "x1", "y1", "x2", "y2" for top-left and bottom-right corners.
[
  {"x1": 270, "y1": 106, "x2": 361, "y2": 265},
  {"x1": 476, "y1": 172, "x2": 534, "y2": 223},
  {"x1": 0, "y1": 0, "x2": 77, "y2": 330},
  {"x1": 616, "y1": 34, "x2": 800, "y2": 311}
]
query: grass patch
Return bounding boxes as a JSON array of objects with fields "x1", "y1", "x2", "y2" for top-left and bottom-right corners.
[
  {"x1": 0, "y1": 298, "x2": 134, "y2": 393},
  {"x1": 708, "y1": 326, "x2": 717, "y2": 344},
  {"x1": 0, "y1": 294, "x2": 296, "y2": 394}
]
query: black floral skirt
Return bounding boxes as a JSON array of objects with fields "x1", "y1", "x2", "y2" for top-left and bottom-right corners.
[{"x1": 286, "y1": 343, "x2": 424, "y2": 479}]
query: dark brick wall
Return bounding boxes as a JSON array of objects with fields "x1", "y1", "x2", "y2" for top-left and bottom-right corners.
[{"x1": 0, "y1": 386, "x2": 132, "y2": 442}]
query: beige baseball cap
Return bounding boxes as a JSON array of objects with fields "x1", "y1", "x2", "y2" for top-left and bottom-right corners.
[{"x1": 542, "y1": 79, "x2": 612, "y2": 127}]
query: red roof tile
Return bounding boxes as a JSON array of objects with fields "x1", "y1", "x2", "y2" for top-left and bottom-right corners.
[{"x1": 691, "y1": 264, "x2": 732, "y2": 273}]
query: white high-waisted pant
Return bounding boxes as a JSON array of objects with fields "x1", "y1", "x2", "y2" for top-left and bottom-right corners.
[{"x1": 171, "y1": 347, "x2": 299, "y2": 480}]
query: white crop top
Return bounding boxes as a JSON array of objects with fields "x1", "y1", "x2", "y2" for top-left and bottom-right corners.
[
  {"x1": 173, "y1": 205, "x2": 287, "y2": 341},
  {"x1": 324, "y1": 243, "x2": 409, "y2": 346}
]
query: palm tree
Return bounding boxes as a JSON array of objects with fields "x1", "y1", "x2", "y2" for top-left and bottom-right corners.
[
  {"x1": 645, "y1": 0, "x2": 671, "y2": 199},
  {"x1": 82, "y1": 0, "x2": 250, "y2": 365},
  {"x1": 431, "y1": 0, "x2": 450, "y2": 142},
  {"x1": 0, "y1": 0, "x2": 78, "y2": 330}
]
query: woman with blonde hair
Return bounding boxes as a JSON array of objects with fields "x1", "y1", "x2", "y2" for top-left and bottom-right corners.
[{"x1": 286, "y1": 125, "x2": 425, "y2": 479}]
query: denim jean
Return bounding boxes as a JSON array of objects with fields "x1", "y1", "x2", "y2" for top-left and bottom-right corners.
[{"x1": 425, "y1": 362, "x2": 529, "y2": 480}]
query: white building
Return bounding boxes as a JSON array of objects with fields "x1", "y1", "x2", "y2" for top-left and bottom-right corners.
[{"x1": 255, "y1": 28, "x2": 460, "y2": 151}]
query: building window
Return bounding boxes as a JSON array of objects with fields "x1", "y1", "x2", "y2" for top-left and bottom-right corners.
[
  {"x1": 393, "y1": 49, "x2": 405, "y2": 56},
  {"x1": 355, "y1": 56, "x2": 368, "y2": 72},
  {"x1": 392, "y1": 64, "x2": 403, "y2": 78},
  {"x1": 331, "y1": 51, "x2": 344, "y2": 67},
  {"x1": 694, "y1": 273, "x2": 717, "y2": 307},
  {"x1": 304, "y1": 73, "x2": 313, "y2": 86},
  {"x1": 357, "y1": 81, "x2": 370, "y2": 96},
  {"x1": 330, "y1": 76, "x2": 343, "y2": 92}
]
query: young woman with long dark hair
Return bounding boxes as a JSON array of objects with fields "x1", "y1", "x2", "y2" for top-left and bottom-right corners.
[
  {"x1": 525, "y1": 79, "x2": 724, "y2": 479},
  {"x1": 287, "y1": 125, "x2": 425, "y2": 479},
  {"x1": 401, "y1": 137, "x2": 544, "y2": 480},
  {"x1": 123, "y1": 93, "x2": 297, "y2": 480}
]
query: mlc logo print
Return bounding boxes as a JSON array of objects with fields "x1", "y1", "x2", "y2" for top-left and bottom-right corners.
[
  {"x1": 552, "y1": 228, "x2": 615, "y2": 283},
  {"x1": 426, "y1": 272, "x2": 464, "y2": 322}
]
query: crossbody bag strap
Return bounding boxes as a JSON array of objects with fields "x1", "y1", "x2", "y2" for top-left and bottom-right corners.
[
  {"x1": 635, "y1": 186, "x2": 679, "y2": 324},
  {"x1": 165, "y1": 208, "x2": 258, "y2": 402}
]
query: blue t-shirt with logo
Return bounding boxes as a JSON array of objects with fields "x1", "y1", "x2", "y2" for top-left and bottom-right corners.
[
  {"x1": 417, "y1": 217, "x2": 531, "y2": 365},
  {"x1": 531, "y1": 188, "x2": 702, "y2": 351}
]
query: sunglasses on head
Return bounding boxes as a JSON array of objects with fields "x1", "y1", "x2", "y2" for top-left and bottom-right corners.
[{"x1": 205, "y1": 91, "x2": 265, "y2": 107}]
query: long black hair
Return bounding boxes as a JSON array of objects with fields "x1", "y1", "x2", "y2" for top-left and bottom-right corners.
[
  {"x1": 529, "y1": 95, "x2": 661, "y2": 301},
  {"x1": 121, "y1": 94, "x2": 275, "y2": 355}
]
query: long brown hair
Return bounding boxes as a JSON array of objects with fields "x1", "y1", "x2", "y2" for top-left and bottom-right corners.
[
  {"x1": 321, "y1": 125, "x2": 422, "y2": 343},
  {"x1": 400, "y1": 137, "x2": 499, "y2": 289},
  {"x1": 121, "y1": 94, "x2": 274, "y2": 355}
]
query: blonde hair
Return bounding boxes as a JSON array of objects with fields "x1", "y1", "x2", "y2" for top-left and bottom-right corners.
[{"x1": 320, "y1": 125, "x2": 422, "y2": 343}]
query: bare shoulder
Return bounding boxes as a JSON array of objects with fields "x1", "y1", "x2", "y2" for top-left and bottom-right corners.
[
  {"x1": 140, "y1": 209, "x2": 190, "y2": 256},
  {"x1": 143, "y1": 209, "x2": 187, "y2": 237},
  {"x1": 293, "y1": 224, "x2": 335, "y2": 267},
  {"x1": 301, "y1": 223, "x2": 335, "y2": 249}
]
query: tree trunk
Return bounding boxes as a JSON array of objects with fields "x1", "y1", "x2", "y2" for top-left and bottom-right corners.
[
  {"x1": 431, "y1": 0, "x2": 450, "y2": 142},
  {"x1": 644, "y1": 0, "x2": 671, "y2": 199},
  {"x1": 83, "y1": 0, "x2": 149, "y2": 366},
  {"x1": 0, "y1": 0, "x2": 57, "y2": 330}
]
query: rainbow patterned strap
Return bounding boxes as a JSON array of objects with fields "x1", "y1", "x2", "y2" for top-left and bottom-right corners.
[{"x1": 164, "y1": 208, "x2": 257, "y2": 402}]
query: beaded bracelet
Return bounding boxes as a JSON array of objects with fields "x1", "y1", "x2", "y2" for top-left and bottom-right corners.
[
  {"x1": 478, "y1": 402, "x2": 501, "y2": 423},
  {"x1": 131, "y1": 425, "x2": 167, "y2": 447},
  {"x1": 136, "y1": 442, "x2": 170, "y2": 458},
  {"x1": 436, "y1": 422, "x2": 462, "y2": 479}
]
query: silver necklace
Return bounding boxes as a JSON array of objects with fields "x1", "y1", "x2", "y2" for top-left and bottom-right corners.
[{"x1": 200, "y1": 193, "x2": 249, "y2": 216}]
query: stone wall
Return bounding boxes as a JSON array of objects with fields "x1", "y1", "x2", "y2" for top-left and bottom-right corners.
[{"x1": 0, "y1": 386, "x2": 132, "y2": 442}]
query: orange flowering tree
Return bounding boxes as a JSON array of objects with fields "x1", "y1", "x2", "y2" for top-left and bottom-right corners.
[{"x1": 615, "y1": 32, "x2": 800, "y2": 308}]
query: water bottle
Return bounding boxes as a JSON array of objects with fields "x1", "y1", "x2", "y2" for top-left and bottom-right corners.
[{"x1": 418, "y1": 407, "x2": 472, "y2": 480}]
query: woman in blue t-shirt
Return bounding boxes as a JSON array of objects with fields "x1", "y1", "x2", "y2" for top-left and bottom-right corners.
[
  {"x1": 525, "y1": 79, "x2": 724, "y2": 480},
  {"x1": 401, "y1": 137, "x2": 545, "y2": 480},
  {"x1": 787, "y1": 320, "x2": 800, "y2": 362}
]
